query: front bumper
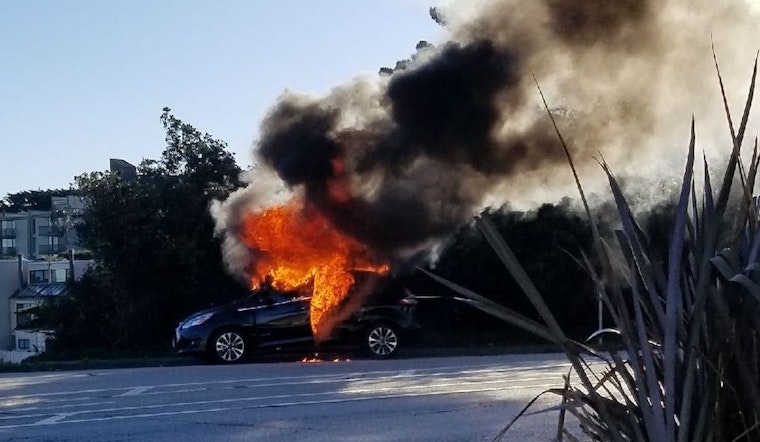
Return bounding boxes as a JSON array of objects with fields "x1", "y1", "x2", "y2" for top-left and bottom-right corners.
[{"x1": 173, "y1": 327, "x2": 208, "y2": 354}]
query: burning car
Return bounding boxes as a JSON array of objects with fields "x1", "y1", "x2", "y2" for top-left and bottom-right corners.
[{"x1": 173, "y1": 283, "x2": 419, "y2": 363}]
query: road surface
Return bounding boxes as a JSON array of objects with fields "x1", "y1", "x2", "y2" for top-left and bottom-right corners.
[{"x1": 0, "y1": 353, "x2": 578, "y2": 441}]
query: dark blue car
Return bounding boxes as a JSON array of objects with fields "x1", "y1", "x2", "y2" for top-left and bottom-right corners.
[{"x1": 173, "y1": 286, "x2": 419, "y2": 363}]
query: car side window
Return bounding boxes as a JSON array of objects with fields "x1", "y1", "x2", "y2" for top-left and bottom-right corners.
[
  {"x1": 256, "y1": 290, "x2": 275, "y2": 306},
  {"x1": 269, "y1": 292, "x2": 296, "y2": 304},
  {"x1": 253, "y1": 290, "x2": 296, "y2": 306}
]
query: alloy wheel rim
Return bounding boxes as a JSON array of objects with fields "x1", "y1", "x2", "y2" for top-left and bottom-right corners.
[
  {"x1": 216, "y1": 332, "x2": 245, "y2": 361},
  {"x1": 368, "y1": 327, "x2": 398, "y2": 356}
]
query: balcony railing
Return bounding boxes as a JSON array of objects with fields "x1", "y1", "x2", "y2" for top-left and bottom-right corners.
[
  {"x1": 38, "y1": 244, "x2": 67, "y2": 255},
  {"x1": 1, "y1": 228, "x2": 15, "y2": 238},
  {"x1": 38, "y1": 225, "x2": 64, "y2": 237},
  {"x1": 0, "y1": 247, "x2": 17, "y2": 257}
]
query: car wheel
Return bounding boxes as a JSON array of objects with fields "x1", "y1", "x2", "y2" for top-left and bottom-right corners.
[
  {"x1": 210, "y1": 329, "x2": 247, "y2": 363},
  {"x1": 364, "y1": 322, "x2": 400, "y2": 359}
]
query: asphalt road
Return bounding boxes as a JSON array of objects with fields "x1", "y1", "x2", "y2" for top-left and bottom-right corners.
[{"x1": 0, "y1": 353, "x2": 577, "y2": 441}]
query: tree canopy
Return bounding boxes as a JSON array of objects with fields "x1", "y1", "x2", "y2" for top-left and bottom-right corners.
[
  {"x1": 408, "y1": 201, "x2": 598, "y2": 343},
  {"x1": 1, "y1": 189, "x2": 73, "y2": 212},
  {"x1": 38, "y1": 109, "x2": 248, "y2": 355}
]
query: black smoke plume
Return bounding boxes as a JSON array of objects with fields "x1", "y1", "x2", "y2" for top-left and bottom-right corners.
[{"x1": 213, "y1": 0, "x2": 759, "y2": 275}]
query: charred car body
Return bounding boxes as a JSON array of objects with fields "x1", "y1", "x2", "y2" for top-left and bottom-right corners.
[{"x1": 173, "y1": 284, "x2": 419, "y2": 363}]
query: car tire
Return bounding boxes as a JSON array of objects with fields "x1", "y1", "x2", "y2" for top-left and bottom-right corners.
[
  {"x1": 209, "y1": 328, "x2": 248, "y2": 363},
  {"x1": 363, "y1": 322, "x2": 401, "y2": 359}
]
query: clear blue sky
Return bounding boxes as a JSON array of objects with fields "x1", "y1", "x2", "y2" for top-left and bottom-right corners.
[{"x1": 1, "y1": 0, "x2": 445, "y2": 195}]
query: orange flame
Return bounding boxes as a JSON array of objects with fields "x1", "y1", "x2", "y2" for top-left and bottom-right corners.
[
  {"x1": 239, "y1": 202, "x2": 388, "y2": 339},
  {"x1": 300, "y1": 354, "x2": 351, "y2": 363}
]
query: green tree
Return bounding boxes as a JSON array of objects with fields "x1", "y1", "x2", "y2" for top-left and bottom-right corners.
[
  {"x1": 426, "y1": 201, "x2": 598, "y2": 339},
  {"x1": 40, "y1": 109, "x2": 248, "y2": 355},
  {"x1": 1, "y1": 189, "x2": 73, "y2": 212}
]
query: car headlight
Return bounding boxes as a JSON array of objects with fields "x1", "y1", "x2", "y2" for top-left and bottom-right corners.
[{"x1": 181, "y1": 313, "x2": 214, "y2": 329}]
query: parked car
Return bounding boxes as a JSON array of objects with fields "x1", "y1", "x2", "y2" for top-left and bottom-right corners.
[{"x1": 173, "y1": 285, "x2": 419, "y2": 363}]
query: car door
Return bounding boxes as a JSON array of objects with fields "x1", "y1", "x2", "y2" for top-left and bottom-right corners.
[
  {"x1": 232, "y1": 295, "x2": 261, "y2": 329},
  {"x1": 251, "y1": 290, "x2": 312, "y2": 347}
]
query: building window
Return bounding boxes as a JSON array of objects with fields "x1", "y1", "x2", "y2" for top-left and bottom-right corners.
[
  {"x1": 16, "y1": 313, "x2": 32, "y2": 330},
  {"x1": 30, "y1": 270, "x2": 48, "y2": 284},
  {"x1": 17, "y1": 339, "x2": 30, "y2": 350},
  {"x1": 1, "y1": 220, "x2": 14, "y2": 237},
  {"x1": 51, "y1": 268, "x2": 69, "y2": 282},
  {"x1": 1, "y1": 238, "x2": 15, "y2": 256},
  {"x1": 16, "y1": 313, "x2": 33, "y2": 328},
  {"x1": 52, "y1": 236, "x2": 65, "y2": 252},
  {"x1": 16, "y1": 303, "x2": 34, "y2": 328}
]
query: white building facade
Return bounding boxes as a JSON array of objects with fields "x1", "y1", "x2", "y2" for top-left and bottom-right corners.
[
  {"x1": 0, "y1": 195, "x2": 84, "y2": 260},
  {"x1": 0, "y1": 257, "x2": 92, "y2": 363}
]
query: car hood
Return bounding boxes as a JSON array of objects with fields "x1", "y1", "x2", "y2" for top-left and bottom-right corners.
[{"x1": 180, "y1": 304, "x2": 228, "y2": 324}]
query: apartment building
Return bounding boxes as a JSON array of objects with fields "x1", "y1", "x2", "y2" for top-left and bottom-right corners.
[
  {"x1": 1, "y1": 195, "x2": 84, "y2": 260},
  {"x1": 0, "y1": 194, "x2": 90, "y2": 361},
  {"x1": 0, "y1": 256, "x2": 92, "y2": 363}
]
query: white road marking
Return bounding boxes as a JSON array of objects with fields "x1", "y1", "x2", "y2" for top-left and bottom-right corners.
[
  {"x1": 0, "y1": 360, "x2": 571, "y2": 403},
  {"x1": 0, "y1": 387, "x2": 127, "y2": 401},
  {"x1": 33, "y1": 414, "x2": 71, "y2": 425},
  {"x1": 7, "y1": 396, "x2": 94, "y2": 407},
  {"x1": 118, "y1": 386, "x2": 152, "y2": 396},
  {"x1": 2, "y1": 375, "x2": 556, "y2": 420},
  {"x1": 0, "y1": 381, "x2": 560, "y2": 429},
  {"x1": 0, "y1": 402, "x2": 117, "y2": 416},
  {"x1": 0, "y1": 361, "x2": 572, "y2": 407},
  {"x1": 0, "y1": 357, "x2": 588, "y2": 433}
]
